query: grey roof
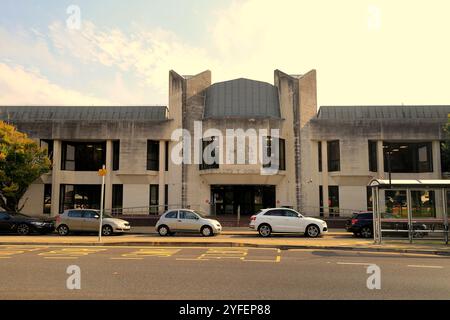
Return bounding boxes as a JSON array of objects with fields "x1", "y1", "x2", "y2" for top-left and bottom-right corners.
[
  {"x1": 0, "y1": 106, "x2": 168, "y2": 122},
  {"x1": 204, "y1": 78, "x2": 281, "y2": 119},
  {"x1": 317, "y1": 105, "x2": 450, "y2": 120}
]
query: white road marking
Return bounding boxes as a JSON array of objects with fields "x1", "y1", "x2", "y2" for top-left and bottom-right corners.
[
  {"x1": 337, "y1": 262, "x2": 373, "y2": 266},
  {"x1": 407, "y1": 265, "x2": 443, "y2": 269}
]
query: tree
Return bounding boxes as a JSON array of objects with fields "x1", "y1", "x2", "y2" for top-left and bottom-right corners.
[
  {"x1": 442, "y1": 115, "x2": 450, "y2": 173},
  {"x1": 0, "y1": 121, "x2": 51, "y2": 212}
]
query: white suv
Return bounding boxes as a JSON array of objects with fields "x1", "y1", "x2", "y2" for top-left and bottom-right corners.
[{"x1": 249, "y1": 208, "x2": 328, "y2": 238}]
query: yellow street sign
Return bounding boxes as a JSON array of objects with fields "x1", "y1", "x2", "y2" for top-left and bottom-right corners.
[{"x1": 98, "y1": 168, "x2": 107, "y2": 176}]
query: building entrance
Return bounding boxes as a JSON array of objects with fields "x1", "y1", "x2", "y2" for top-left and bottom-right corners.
[{"x1": 210, "y1": 185, "x2": 276, "y2": 216}]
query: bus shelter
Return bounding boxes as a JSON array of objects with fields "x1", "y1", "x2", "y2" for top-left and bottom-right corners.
[{"x1": 369, "y1": 179, "x2": 449, "y2": 245}]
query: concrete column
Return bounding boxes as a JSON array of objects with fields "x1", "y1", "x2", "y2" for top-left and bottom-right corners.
[
  {"x1": 158, "y1": 140, "x2": 166, "y2": 214},
  {"x1": 321, "y1": 140, "x2": 329, "y2": 217},
  {"x1": 432, "y1": 140, "x2": 441, "y2": 179},
  {"x1": 50, "y1": 140, "x2": 61, "y2": 216},
  {"x1": 104, "y1": 140, "x2": 113, "y2": 212},
  {"x1": 377, "y1": 140, "x2": 384, "y2": 178}
]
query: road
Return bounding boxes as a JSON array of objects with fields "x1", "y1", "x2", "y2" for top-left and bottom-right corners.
[{"x1": 0, "y1": 245, "x2": 449, "y2": 300}]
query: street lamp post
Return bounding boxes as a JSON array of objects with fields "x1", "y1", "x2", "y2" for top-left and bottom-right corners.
[{"x1": 98, "y1": 165, "x2": 107, "y2": 242}]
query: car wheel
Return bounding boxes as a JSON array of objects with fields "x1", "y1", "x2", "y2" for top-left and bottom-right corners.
[
  {"x1": 413, "y1": 230, "x2": 425, "y2": 238},
  {"x1": 102, "y1": 225, "x2": 113, "y2": 236},
  {"x1": 158, "y1": 225, "x2": 170, "y2": 236},
  {"x1": 305, "y1": 224, "x2": 320, "y2": 238},
  {"x1": 57, "y1": 224, "x2": 70, "y2": 236},
  {"x1": 258, "y1": 224, "x2": 272, "y2": 237},
  {"x1": 201, "y1": 226, "x2": 213, "y2": 237},
  {"x1": 361, "y1": 227, "x2": 373, "y2": 238},
  {"x1": 17, "y1": 223, "x2": 30, "y2": 235}
]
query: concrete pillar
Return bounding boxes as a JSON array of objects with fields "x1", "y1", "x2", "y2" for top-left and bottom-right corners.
[
  {"x1": 321, "y1": 140, "x2": 329, "y2": 217},
  {"x1": 50, "y1": 140, "x2": 61, "y2": 216},
  {"x1": 432, "y1": 140, "x2": 441, "y2": 179},
  {"x1": 158, "y1": 140, "x2": 166, "y2": 214},
  {"x1": 104, "y1": 140, "x2": 113, "y2": 212},
  {"x1": 377, "y1": 140, "x2": 384, "y2": 178}
]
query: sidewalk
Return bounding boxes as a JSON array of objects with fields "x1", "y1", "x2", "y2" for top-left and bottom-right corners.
[{"x1": 0, "y1": 227, "x2": 449, "y2": 256}]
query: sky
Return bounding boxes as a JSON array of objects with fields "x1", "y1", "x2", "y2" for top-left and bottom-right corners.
[{"x1": 0, "y1": 0, "x2": 450, "y2": 107}]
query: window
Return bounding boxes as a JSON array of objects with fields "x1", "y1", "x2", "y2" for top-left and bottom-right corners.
[
  {"x1": 262, "y1": 137, "x2": 286, "y2": 170},
  {"x1": 165, "y1": 211, "x2": 178, "y2": 219},
  {"x1": 113, "y1": 140, "x2": 120, "y2": 171},
  {"x1": 164, "y1": 184, "x2": 168, "y2": 211},
  {"x1": 165, "y1": 141, "x2": 169, "y2": 171},
  {"x1": 411, "y1": 190, "x2": 436, "y2": 218},
  {"x1": 43, "y1": 184, "x2": 52, "y2": 214},
  {"x1": 283, "y1": 210, "x2": 299, "y2": 218},
  {"x1": 384, "y1": 190, "x2": 407, "y2": 218},
  {"x1": 59, "y1": 185, "x2": 102, "y2": 213},
  {"x1": 327, "y1": 140, "x2": 340, "y2": 172},
  {"x1": 68, "y1": 210, "x2": 83, "y2": 218},
  {"x1": 180, "y1": 211, "x2": 197, "y2": 219},
  {"x1": 61, "y1": 142, "x2": 106, "y2": 171},
  {"x1": 200, "y1": 137, "x2": 219, "y2": 170},
  {"x1": 112, "y1": 184, "x2": 123, "y2": 215},
  {"x1": 147, "y1": 140, "x2": 160, "y2": 171},
  {"x1": 368, "y1": 140, "x2": 378, "y2": 172},
  {"x1": 367, "y1": 186, "x2": 373, "y2": 211},
  {"x1": 0, "y1": 212, "x2": 10, "y2": 220},
  {"x1": 328, "y1": 186, "x2": 340, "y2": 216},
  {"x1": 318, "y1": 142, "x2": 322, "y2": 172},
  {"x1": 40, "y1": 140, "x2": 54, "y2": 161},
  {"x1": 383, "y1": 142, "x2": 433, "y2": 173},
  {"x1": 264, "y1": 209, "x2": 284, "y2": 216},
  {"x1": 440, "y1": 141, "x2": 450, "y2": 173},
  {"x1": 319, "y1": 186, "x2": 324, "y2": 217},
  {"x1": 149, "y1": 184, "x2": 159, "y2": 214},
  {"x1": 83, "y1": 210, "x2": 99, "y2": 219}
]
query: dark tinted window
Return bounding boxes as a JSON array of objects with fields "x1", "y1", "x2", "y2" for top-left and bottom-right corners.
[
  {"x1": 264, "y1": 210, "x2": 284, "y2": 216},
  {"x1": 68, "y1": 210, "x2": 83, "y2": 218},
  {"x1": 0, "y1": 212, "x2": 10, "y2": 220},
  {"x1": 61, "y1": 141, "x2": 106, "y2": 171},
  {"x1": 327, "y1": 140, "x2": 340, "y2": 172},
  {"x1": 358, "y1": 213, "x2": 373, "y2": 219},
  {"x1": 147, "y1": 140, "x2": 160, "y2": 171},
  {"x1": 368, "y1": 140, "x2": 377, "y2": 172},
  {"x1": 383, "y1": 142, "x2": 432, "y2": 173},
  {"x1": 165, "y1": 211, "x2": 178, "y2": 219},
  {"x1": 113, "y1": 140, "x2": 120, "y2": 171}
]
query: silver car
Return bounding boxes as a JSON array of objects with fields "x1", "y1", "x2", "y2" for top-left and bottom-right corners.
[
  {"x1": 155, "y1": 209, "x2": 222, "y2": 236},
  {"x1": 56, "y1": 209, "x2": 131, "y2": 236}
]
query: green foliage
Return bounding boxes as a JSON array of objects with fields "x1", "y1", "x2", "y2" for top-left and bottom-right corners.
[
  {"x1": 441, "y1": 114, "x2": 450, "y2": 173},
  {"x1": 0, "y1": 121, "x2": 51, "y2": 212}
]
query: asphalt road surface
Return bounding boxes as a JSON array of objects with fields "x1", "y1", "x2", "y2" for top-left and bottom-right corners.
[{"x1": 0, "y1": 245, "x2": 449, "y2": 300}]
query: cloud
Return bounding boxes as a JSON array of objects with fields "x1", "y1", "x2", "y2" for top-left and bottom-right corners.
[
  {"x1": 2, "y1": 0, "x2": 450, "y2": 106},
  {"x1": 0, "y1": 63, "x2": 113, "y2": 105},
  {"x1": 48, "y1": 21, "x2": 219, "y2": 98}
]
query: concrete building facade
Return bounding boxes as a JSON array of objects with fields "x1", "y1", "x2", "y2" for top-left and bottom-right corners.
[{"x1": 1, "y1": 69, "x2": 449, "y2": 219}]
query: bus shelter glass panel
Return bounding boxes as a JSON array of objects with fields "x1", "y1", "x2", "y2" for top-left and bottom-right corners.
[{"x1": 381, "y1": 190, "x2": 409, "y2": 237}]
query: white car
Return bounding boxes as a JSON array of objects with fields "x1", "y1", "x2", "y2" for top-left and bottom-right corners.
[
  {"x1": 249, "y1": 208, "x2": 328, "y2": 237},
  {"x1": 155, "y1": 209, "x2": 222, "y2": 236}
]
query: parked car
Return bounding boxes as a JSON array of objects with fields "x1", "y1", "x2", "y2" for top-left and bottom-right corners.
[
  {"x1": 56, "y1": 209, "x2": 130, "y2": 236},
  {"x1": 156, "y1": 209, "x2": 222, "y2": 236},
  {"x1": 0, "y1": 211, "x2": 55, "y2": 235},
  {"x1": 346, "y1": 211, "x2": 428, "y2": 238},
  {"x1": 249, "y1": 208, "x2": 328, "y2": 238}
]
